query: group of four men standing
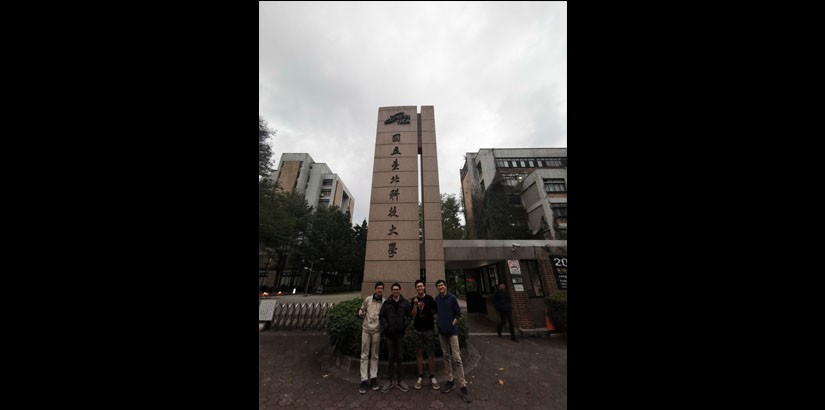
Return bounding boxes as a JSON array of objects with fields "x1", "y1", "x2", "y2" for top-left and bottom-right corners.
[{"x1": 357, "y1": 279, "x2": 471, "y2": 403}]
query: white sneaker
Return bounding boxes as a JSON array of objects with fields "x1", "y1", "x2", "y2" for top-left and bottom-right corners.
[
  {"x1": 430, "y1": 376, "x2": 440, "y2": 390},
  {"x1": 415, "y1": 376, "x2": 423, "y2": 390}
]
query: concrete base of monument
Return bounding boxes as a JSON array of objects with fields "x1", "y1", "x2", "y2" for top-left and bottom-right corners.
[{"x1": 320, "y1": 343, "x2": 480, "y2": 383}]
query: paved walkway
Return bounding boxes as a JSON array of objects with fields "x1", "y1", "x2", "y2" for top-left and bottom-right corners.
[{"x1": 260, "y1": 332, "x2": 566, "y2": 409}]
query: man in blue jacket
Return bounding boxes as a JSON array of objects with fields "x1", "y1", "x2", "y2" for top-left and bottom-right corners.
[{"x1": 434, "y1": 279, "x2": 471, "y2": 403}]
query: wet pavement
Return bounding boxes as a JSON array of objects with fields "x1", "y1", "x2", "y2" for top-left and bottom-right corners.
[{"x1": 259, "y1": 324, "x2": 566, "y2": 409}]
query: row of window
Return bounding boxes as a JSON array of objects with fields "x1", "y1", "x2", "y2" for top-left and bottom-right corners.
[
  {"x1": 544, "y1": 179, "x2": 566, "y2": 192},
  {"x1": 495, "y1": 157, "x2": 567, "y2": 169}
]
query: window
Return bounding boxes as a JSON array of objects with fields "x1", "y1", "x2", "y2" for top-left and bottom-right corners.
[
  {"x1": 500, "y1": 173, "x2": 525, "y2": 187},
  {"x1": 320, "y1": 189, "x2": 331, "y2": 198},
  {"x1": 552, "y1": 203, "x2": 567, "y2": 240},
  {"x1": 544, "y1": 179, "x2": 566, "y2": 192},
  {"x1": 551, "y1": 203, "x2": 567, "y2": 218},
  {"x1": 496, "y1": 159, "x2": 509, "y2": 168},
  {"x1": 540, "y1": 158, "x2": 567, "y2": 168},
  {"x1": 486, "y1": 266, "x2": 498, "y2": 294},
  {"x1": 322, "y1": 179, "x2": 333, "y2": 185},
  {"x1": 526, "y1": 261, "x2": 544, "y2": 297},
  {"x1": 319, "y1": 199, "x2": 330, "y2": 207},
  {"x1": 521, "y1": 260, "x2": 545, "y2": 297}
]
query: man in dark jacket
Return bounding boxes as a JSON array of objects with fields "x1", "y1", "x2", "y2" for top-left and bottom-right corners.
[
  {"x1": 494, "y1": 282, "x2": 519, "y2": 342},
  {"x1": 379, "y1": 282, "x2": 411, "y2": 392}
]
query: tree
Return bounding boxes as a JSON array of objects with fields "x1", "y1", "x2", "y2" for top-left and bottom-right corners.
[
  {"x1": 471, "y1": 181, "x2": 538, "y2": 240},
  {"x1": 259, "y1": 189, "x2": 313, "y2": 288},
  {"x1": 350, "y1": 219, "x2": 368, "y2": 286},
  {"x1": 259, "y1": 116, "x2": 276, "y2": 178},
  {"x1": 299, "y1": 205, "x2": 356, "y2": 290},
  {"x1": 441, "y1": 193, "x2": 465, "y2": 240}
]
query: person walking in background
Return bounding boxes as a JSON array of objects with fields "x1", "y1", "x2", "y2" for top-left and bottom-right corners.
[
  {"x1": 494, "y1": 282, "x2": 519, "y2": 342},
  {"x1": 434, "y1": 279, "x2": 471, "y2": 403},
  {"x1": 358, "y1": 282, "x2": 384, "y2": 394},
  {"x1": 379, "y1": 282, "x2": 411, "y2": 392},
  {"x1": 411, "y1": 280, "x2": 439, "y2": 390}
]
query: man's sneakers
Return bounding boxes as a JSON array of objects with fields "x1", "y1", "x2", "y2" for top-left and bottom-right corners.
[
  {"x1": 442, "y1": 380, "x2": 469, "y2": 402},
  {"x1": 460, "y1": 386, "x2": 472, "y2": 403},
  {"x1": 370, "y1": 378, "x2": 379, "y2": 390},
  {"x1": 417, "y1": 375, "x2": 440, "y2": 390},
  {"x1": 397, "y1": 380, "x2": 410, "y2": 392},
  {"x1": 381, "y1": 380, "x2": 395, "y2": 393},
  {"x1": 359, "y1": 380, "x2": 368, "y2": 394}
]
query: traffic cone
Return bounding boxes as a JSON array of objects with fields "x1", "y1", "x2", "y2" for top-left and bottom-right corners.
[{"x1": 545, "y1": 306, "x2": 556, "y2": 331}]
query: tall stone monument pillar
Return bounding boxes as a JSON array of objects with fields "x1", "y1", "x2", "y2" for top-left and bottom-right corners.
[{"x1": 362, "y1": 106, "x2": 445, "y2": 297}]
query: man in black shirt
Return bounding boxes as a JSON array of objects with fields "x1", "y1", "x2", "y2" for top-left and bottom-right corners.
[{"x1": 411, "y1": 280, "x2": 440, "y2": 390}]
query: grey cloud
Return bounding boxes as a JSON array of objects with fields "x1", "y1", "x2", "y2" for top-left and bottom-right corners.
[{"x1": 260, "y1": 2, "x2": 566, "y2": 225}]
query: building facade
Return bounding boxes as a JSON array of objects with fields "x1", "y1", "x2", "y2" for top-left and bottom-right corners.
[
  {"x1": 443, "y1": 240, "x2": 567, "y2": 332},
  {"x1": 268, "y1": 153, "x2": 354, "y2": 221},
  {"x1": 461, "y1": 148, "x2": 567, "y2": 240},
  {"x1": 457, "y1": 148, "x2": 567, "y2": 333}
]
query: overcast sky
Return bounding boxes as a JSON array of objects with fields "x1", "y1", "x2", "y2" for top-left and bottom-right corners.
[{"x1": 259, "y1": 1, "x2": 566, "y2": 226}]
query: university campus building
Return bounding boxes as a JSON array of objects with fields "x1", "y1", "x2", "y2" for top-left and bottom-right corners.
[
  {"x1": 268, "y1": 153, "x2": 354, "y2": 219},
  {"x1": 442, "y1": 148, "x2": 567, "y2": 332},
  {"x1": 461, "y1": 148, "x2": 567, "y2": 240},
  {"x1": 260, "y1": 153, "x2": 355, "y2": 291}
]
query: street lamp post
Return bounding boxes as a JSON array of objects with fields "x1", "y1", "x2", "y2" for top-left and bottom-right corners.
[{"x1": 304, "y1": 257, "x2": 324, "y2": 296}]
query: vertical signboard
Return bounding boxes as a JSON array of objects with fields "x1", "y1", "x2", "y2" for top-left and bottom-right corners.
[
  {"x1": 508, "y1": 259, "x2": 524, "y2": 292},
  {"x1": 551, "y1": 256, "x2": 567, "y2": 290}
]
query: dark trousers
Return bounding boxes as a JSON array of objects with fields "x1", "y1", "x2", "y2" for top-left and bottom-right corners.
[
  {"x1": 386, "y1": 334, "x2": 404, "y2": 381},
  {"x1": 497, "y1": 310, "x2": 516, "y2": 340}
]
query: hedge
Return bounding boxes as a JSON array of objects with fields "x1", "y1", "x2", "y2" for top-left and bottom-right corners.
[{"x1": 325, "y1": 297, "x2": 468, "y2": 360}]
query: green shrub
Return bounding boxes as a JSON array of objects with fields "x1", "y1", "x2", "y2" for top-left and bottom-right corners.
[
  {"x1": 325, "y1": 297, "x2": 364, "y2": 356},
  {"x1": 325, "y1": 296, "x2": 469, "y2": 360},
  {"x1": 388, "y1": 315, "x2": 468, "y2": 361},
  {"x1": 545, "y1": 291, "x2": 567, "y2": 333}
]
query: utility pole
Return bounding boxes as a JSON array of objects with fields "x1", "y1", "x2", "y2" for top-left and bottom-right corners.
[{"x1": 304, "y1": 257, "x2": 324, "y2": 296}]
